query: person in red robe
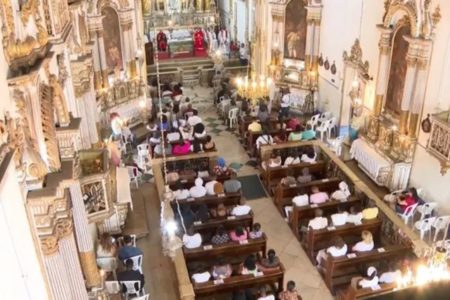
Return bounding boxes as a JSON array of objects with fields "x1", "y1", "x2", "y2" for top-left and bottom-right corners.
[
  {"x1": 157, "y1": 31, "x2": 167, "y2": 51},
  {"x1": 193, "y1": 29, "x2": 205, "y2": 51}
]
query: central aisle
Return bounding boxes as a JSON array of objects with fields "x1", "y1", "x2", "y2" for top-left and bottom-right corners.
[{"x1": 189, "y1": 86, "x2": 335, "y2": 300}]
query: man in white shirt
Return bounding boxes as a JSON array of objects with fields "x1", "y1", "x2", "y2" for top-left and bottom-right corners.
[
  {"x1": 189, "y1": 177, "x2": 207, "y2": 198},
  {"x1": 379, "y1": 269, "x2": 401, "y2": 284},
  {"x1": 279, "y1": 88, "x2": 291, "y2": 119},
  {"x1": 307, "y1": 208, "x2": 328, "y2": 230},
  {"x1": 182, "y1": 228, "x2": 202, "y2": 249},
  {"x1": 231, "y1": 204, "x2": 252, "y2": 216},
  {"x1": 187, "y1": 110, "x2": 202, "y2": 126},
  {"x1": 358, "y1": 266, "x2": 379, "y2": 289},
  {"x1": 331, "y1": 205, "x2": 348, "y2": 226},
  {"x1": 191, "y1": 271, "x2": 211, "y2": 283},
  {"x1": 205, "y1": 179, "x2": 219, "y2": 195},
  {"x1": 292, "y1": 194, "x2": 309, "y2": 207},
  {"x1": 239, "y1": 43, "x2": 248, "y2": 65},
  {"x1": 256, "y1": 132, "x2": 273, "y2": 149}
]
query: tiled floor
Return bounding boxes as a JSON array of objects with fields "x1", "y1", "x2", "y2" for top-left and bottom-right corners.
[{"x1": 126, "y1": 85, "x2": 334, "y2": 299}]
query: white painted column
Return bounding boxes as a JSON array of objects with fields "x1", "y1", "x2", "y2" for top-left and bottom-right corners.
[
  {"x1": 374, "y1": 26, "x2": 392, "y2": 116},
  {"x1": 44, "y1": 251, "x2": 72, "y2": 300}
]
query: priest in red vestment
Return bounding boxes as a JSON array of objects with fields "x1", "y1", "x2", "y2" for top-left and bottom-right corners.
[
  {"x1": 193, "y1": 28, "x2": 205, "y2": 51},
  {"x1": 157, "y1": 31, "x2": 167, "y2": 51}
]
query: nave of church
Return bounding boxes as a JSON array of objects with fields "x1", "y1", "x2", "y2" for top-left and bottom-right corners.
[{"x1": 2, "y1": 0, "x2": 450, "y2": 299}]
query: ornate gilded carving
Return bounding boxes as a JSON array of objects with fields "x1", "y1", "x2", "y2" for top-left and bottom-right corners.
[
  {"x1": 55, "y1": 219, "x2": 73, "y2": 238},
  {"x1": 49, "y1": 74, "x2": 70, "y2": 127},
  {"x1": 343, "y1": 39, "x2": 369, "y2": 74},
  {"x1": 41, "y1": 236, "x2": 59, "y2": 255}
]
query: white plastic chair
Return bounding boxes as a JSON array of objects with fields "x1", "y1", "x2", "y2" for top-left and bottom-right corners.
[
  {"x1": 127, "y1": 166, "x2": 140, "y2": 188},
  {"x1": 327, "y1": 117, "x2": 337, "y2": 139},
  {"x1": 121, "y1": 134, "x2": 131, "y2": 154},
  {"x1": 105, "y1": 280, "x2": 121, "y2": 294},
  {"x1": 316, "y1": 119, "x2": 331, "y2": 141},
  {"x1": 119, "y1": 280, "x2": 143, "y2": 299},
  {"x1": 397, "y1": 203, "x2": 419, "y2": 225},
  {"x1": 432, "y1": 215, "x2": 450, "y2": 242},
  {"x1": 228, "y1": 107, "x2": 239, "y2": 129},
  {"x1": 318, "y1": 112, "x2": 332, "y2": 123},
  {"x1": 306, "y1": 113, "x2": 321, "y2": 130},
  {"x1": 415, "y1": 202, "x2": 437, "y2": 221},
  {"x1": 123, "y1": 254, "x2": 143, "y2": 274},
  {"x1": 414, "y1": 217, "x2": 436, "y2": 241},
  {"x1": 328, "y1": 135, "x2": 345, "y2": 157}
]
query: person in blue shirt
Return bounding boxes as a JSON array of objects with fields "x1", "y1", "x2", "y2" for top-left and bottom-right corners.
[
  {"x1": 301, "y1": 124, "x2": 316, "y2": 140},
  {"x1": 118, "y1": 235, "x2": 143, "y2": 261}
]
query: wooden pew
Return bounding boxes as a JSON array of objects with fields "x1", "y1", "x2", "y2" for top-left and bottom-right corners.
[
  {"x1": 321, "y1": 244, "x2": 411, "y2": 293},
  {"x1": 290, "y1": 197, "x2": 361, "y2": 240},
  {"x1": 192, "y1": 213, "x2": 254, "y2": 236},
  {"x1": 193, "y1": 263, "x2": 285, "y2": 298},
  {"x1": 305, "y1": 219, "x2": 382, "y2": 262},
  {"x1": 171, "y1": 192, "x2": 242, "y2": 209},
  {"x1": 168, "y1": 174, "x2": 231, "y2": 190},
  {"x1": 183, "y1": 233, "x2": 267, "y2": 262},
  {"x1": 262, "y1": 161, "x2": 327, "y2": 190},
  {"x1": 246, "y1": 129, "x2": 280, "y2": 155},
  {"x1": 239, "y1": 117, "x2": 279, "y2": 137},
  {"x1": 274, "y1": 177, "x2": 341, "y2": 213},
  {"x1": 338, "y1": 282, "x2": 396, "y2": 300}
]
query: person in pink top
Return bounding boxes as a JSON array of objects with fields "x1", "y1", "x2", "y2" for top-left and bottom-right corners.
[
  {"x1": 309, "y1": 186, "x2": 329, "y2": 204},
  {"x1": 229, "y1": 226, "x2": 248, "y2": 242},
  {"x1": 172, "y1": 139, "x2": 191, "y2": 156}
]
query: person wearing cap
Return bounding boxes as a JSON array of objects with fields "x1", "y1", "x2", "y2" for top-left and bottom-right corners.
[
  {"x1": 189, "y1": 177, "x2": 207, "y2": 198},
  {"x1": 331, "y1": 181, "x2": 351, "y2": 202},
  {"x1": 352, "y1": 266, "x2": 379, "y2": 289}
]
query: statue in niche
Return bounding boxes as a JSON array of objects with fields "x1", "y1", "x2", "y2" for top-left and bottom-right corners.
[
  {"x1": 49, "y1": 74, "x2": 70, "y2": 127},
  {"x1": 102, "y1": 7, "x2": 123, "y2": 71},
  {"x1": 284, "y1": 0, "x2": 307, "y2": 60}
]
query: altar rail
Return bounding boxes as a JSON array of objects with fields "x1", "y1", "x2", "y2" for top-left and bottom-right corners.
[{"x1": 152, "y1": 143, "x2": 429, "y2": 300}]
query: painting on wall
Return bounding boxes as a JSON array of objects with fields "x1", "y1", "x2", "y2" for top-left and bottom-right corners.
[
  {"x1": 284, "y1": 0, "x2": 307, "y2": 60},
  {"x1": 82, "y1": 181, "x2": 108, "y2": 217},
  {"x1": 385, "y1": 25, "x2": 410, "y2": 115},
  {"x1": 102, "y1": 7, "x2": 123, "y2": 72}
]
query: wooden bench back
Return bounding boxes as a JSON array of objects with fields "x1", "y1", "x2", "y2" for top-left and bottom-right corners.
[
  {"x1": 192, "y1": 212, "x2": 254, "y2": 236},
  {"x1": 168, "y1": 174, "x2": 231, "y2": 189},
  {"x1": 339, "y1": 282, "x2": 396, "y2": 300},
  {"x1": 264, "y1": 161, "x2": 327, "y2": 188},
  {"x1": 171, "y1": 192, "x2": 242, "y2": 209}
]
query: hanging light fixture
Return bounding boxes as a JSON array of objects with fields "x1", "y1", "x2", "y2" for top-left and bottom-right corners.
[{"x1": 235, "y1": 73, "x2": 272, "y2": 104}]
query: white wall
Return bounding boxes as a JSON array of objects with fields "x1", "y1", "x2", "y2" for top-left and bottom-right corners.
[
  {"x1": 0, "y1": 156, "x2": 50, "y2": 299},
  {"x1": 236, "y1": 0, "x2": 246, "y2": 43},
  {"x1": 409, "y1": 0, "x2": 450, "y2": 214}
]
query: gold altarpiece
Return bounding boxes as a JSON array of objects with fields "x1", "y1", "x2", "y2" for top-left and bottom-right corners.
[{"x1": 349, "y1": 0, "x2": 441, "y2": 191}]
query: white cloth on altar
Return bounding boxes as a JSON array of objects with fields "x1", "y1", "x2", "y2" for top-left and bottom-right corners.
[
  {"x1": 349, "y1": 139, "x2": 390, "y2": 179},
  {"x1": 116, "y1": 167, "x2": 132, "y2": 205}
]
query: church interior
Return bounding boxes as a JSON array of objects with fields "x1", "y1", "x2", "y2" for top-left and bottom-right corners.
[{"x1": 2, "y1": 0, "x2": 450, "y2": 299}]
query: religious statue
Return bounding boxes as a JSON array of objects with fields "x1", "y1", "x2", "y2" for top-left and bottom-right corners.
[
  {"x1": 193, "y1": 28, "x2": 205, "y2": 52},
  {"x1": 286, "y1": 29, "x2": 301, "y2": 58},
  {"x1": 157, "y1": 30, "x2": 168, "y2": 51}
]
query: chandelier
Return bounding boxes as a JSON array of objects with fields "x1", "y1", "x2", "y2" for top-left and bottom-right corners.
[{"x1": 235, "y1": 73, "x2": 272, "y2": 103}]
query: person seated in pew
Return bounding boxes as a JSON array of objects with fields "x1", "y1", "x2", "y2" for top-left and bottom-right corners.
[
  {"x1": 197, "y1": 163, "x2": 210, "y2": 178},
  {"x1": 191, "y1": 269, "x2": 211, "y2": 284},
  {"x1": 192, "y1": 203, "x2": 210, "y2": 223},
  {"x1": 362, "y1": 202, "x2": 379, "y2": 220},
  {"x1": 224, "y1": 172, "x2": 242, "y2": 193},
  {"x1": 248, "y1": 117, "x2": 262, "y2": 132},
  {"x1": 292, "y1": 193, "x2": 309, "y2": 207},
  {"x1": 249, "y1": 222, "x2": 263, "y2": 239},
  {"x1": 278, "y1": 280, "x2": 299, "y2": 300},
  {"x1": 118, "y1": 259, "x2": 145, "y2": 294},
  {"x1": 238, "y1": 254, "x2": 260, "y2": 276},
  {"x1": 379, "y1": 261, "x2": 401, "y2": 284},
  {"x1": 167, "y1": 128, "x2": 181, "y2": 142},
  {"x1": 258, "y1": 249, "x2": 280, "y2": 271},
  {"x1": 149, "y1": 130, "x2": 161, "y2": 144},
  {"x1": 213, "y1": 157, "x2": 232, "y2": 176},
  {"x1": 301, "y1": 124, "x2": 316, "y2": 140},
  {"x1": 154, "y1": 139, "x2": 172, "y2": 156},
  {"x1": 211, "y1": 225, "x2": 230, "y2": 245},
  {"x1": 210, "y1": 203, "x2": 228, "y2": 218},
  {"x1": 256, "y1": 128, "x2": 274, "y2": 149},
  {"x1": 172, "y1": 139, "x2": 192, "y2": 156},
  {"x1": 230, "y1": 225, "x2": 248, "y2": 242},
  {"x1": 297, "y1": 167, "x2": 313, "y2": 184},
  {"x1": 183, "y1": 227, "x2": 203, "y2": 249},
  {"x1": 300, "y1": 146, "x2": 317, "y2": 163},
  {"x1": 287, "y1": 116, "x2": 301, "y2": 131},
  {"x1": 231, "y1": 204, "x2": 252, "y2": 216},
  {"x1": 331, "y1": 181, "x2": 351, "y2": 202},
  {"x1": 193, "y1": 123, "x2": 207, "y2": 139},
  {"x1": 309, "y1": 186, "x2": 329, "y2": 204},
  {"x1": 307, "y1": 208, "x2": 329, "y2": 230},
  {"x1": 316, "y1": 236, "x2": 348, "y2": 265},
  {"x1": 288, "y1": 124, "x2": 303, "y2": 141},
  {"x1": 179, "y1": 120, "x2": 193, "y2": 140},
  {"x1": 203, "y1": 135, "x2": 216, "y2": 151},
  {"x1": 189, "y1": 177, "x2": 207, "y2": 198},
  {"x1": 346, "y1": 205, "x2": 363, "y2": 225},
  {"x1": 280, "y1": 169, "x2": 297, "y2": 186},
  {"x1": 351, "y1": 266, "x2": 379, "y2": 289},
  {"x1": 283, "y1": 150, "x2": 297, "y2": 166},
  {"x1": 352, "y1": 230, "x2": 374, "y2": 253},
  {"x1": 187, "y1": 109, "x2": 203, "y2": 127},
  {"x1": 257, "y1": 286, "x2": 275, "y2": 300},
  {"x1": 191, "y1": 138, "x2": 203, "y2": 153},
  {"x1": 212, "y1": 257, "x2": 233, "y2": 279},
  {"x1": 395, "y1": 193, "x2": 417, "y2": 214},
  {"x1": 262, "y1": 151, "x2": 282, "y2": 170},
  {"x1": 273, "y1": 128, "x2": 287, "y2": 144},
  {"x1": 178, "y1": 204, "x2": 195, "y2": 228},
  {"x1": 205, "y1": 179, "x2": 219, "y2": 195},
  {"x1": 331, "y1": 205, "x2": 348, "y2": 226},
  {"x1": 175, "y1": 180, "x2": 190, "y2": 200}
]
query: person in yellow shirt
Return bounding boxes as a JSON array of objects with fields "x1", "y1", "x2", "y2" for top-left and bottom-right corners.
[
  {"x1": 248, "y1": 118, "x2": 262, "y2": 132},
  {"x1": 362, "y1": 203, "x2": 379, "y2": 220}
]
